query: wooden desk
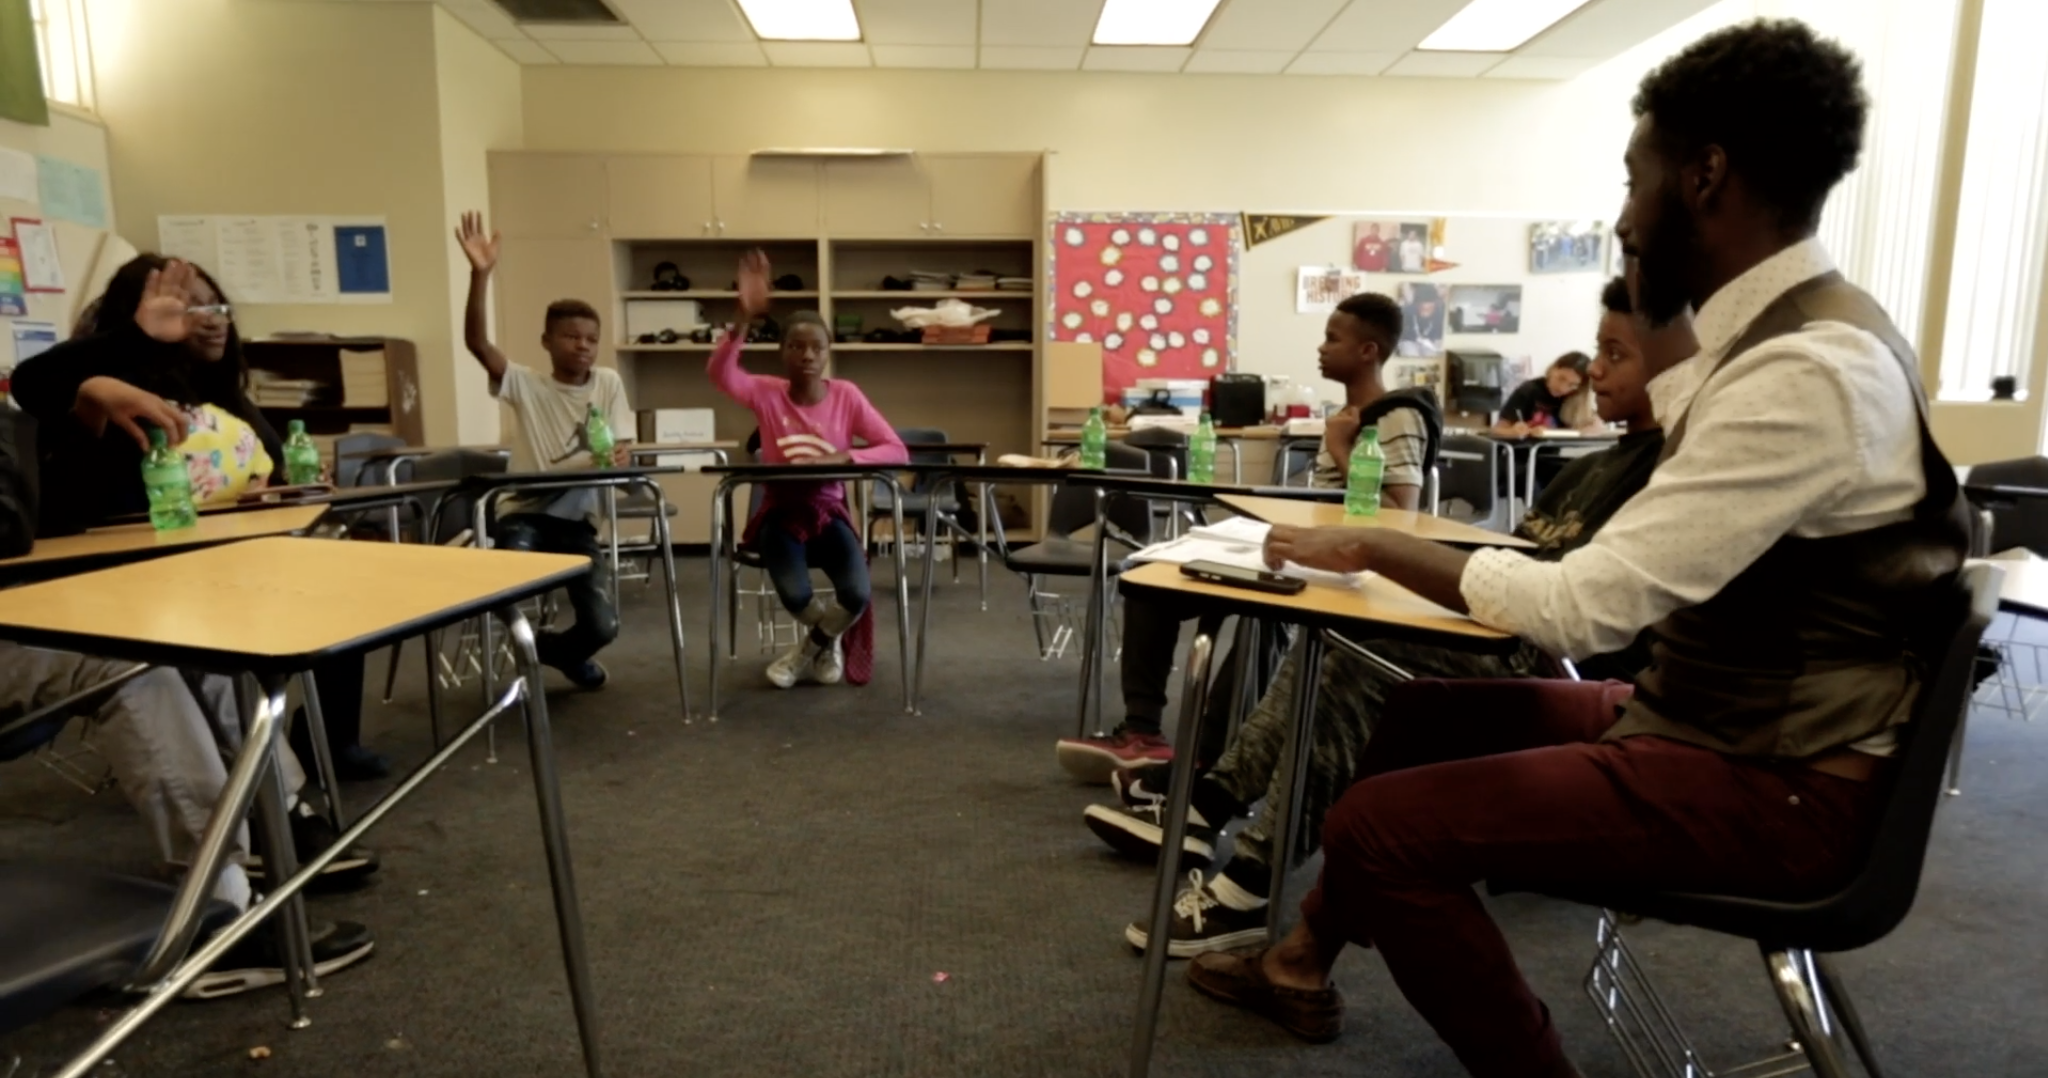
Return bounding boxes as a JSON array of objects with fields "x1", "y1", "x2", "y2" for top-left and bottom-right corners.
[
  {"x1": 0, "y1": 505, "x2": 329, "y2": 582},
  {"x1": 1217, "y1": 493, "x2": 1536, "y2": 549},
  {"x1": 0, "y1": 539, "x2": 603, "y2": 1077},
  {"x1": 1976, "y1": 558, "x2": 2048, "y2": 618},
  {"x1": 1118, "y1": 559, "x2": 1511, "y2": 648}
]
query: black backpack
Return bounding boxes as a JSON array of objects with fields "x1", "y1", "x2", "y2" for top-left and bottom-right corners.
[{"x1": 1357, "y1": 387, "x2": 1444, "y2": 476}]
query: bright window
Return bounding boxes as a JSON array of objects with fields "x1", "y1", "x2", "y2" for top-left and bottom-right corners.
[{"x1": 29, "y1": 0, "x2": 95, "y2": 112}]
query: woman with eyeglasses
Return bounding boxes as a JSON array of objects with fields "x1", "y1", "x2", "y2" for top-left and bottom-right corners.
[{"x1": 15, "y1": 255, "x2": 393, "y2": 780}]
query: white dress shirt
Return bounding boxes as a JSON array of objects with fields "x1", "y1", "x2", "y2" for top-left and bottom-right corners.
[{"x1": 1460, "y1": 238, "x2": 1927, "y2": 661}]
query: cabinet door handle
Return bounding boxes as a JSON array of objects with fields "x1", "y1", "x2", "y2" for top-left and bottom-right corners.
[
  {"x1": 933, "y1": 222, "x2": 944, "y2": 233},
  {"x1": 703, "y1": 221, "x2": 712, "y2": 234},
  {"x1": 919, "y1": 222, "x2": 930, "y2": 232},
  {"x1": 716, "y1": 220, "x2": 726, "y2": 234}
]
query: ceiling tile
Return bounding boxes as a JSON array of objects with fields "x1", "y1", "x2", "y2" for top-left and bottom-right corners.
[
  {"x1": 1284, "y1": 51, "x2": 1399, "y2": 75},
  {"x1": 1518, "y1": 0, "x2": 1724, "y2": 58},
  {"x1": 1182, "y1": 49, "x2": 1295, "y2": 74},
  {"x1": 1483, "y1": 54, "x2": 1598, "y2": 80},
  {"x1": 978, "y1": 45, "x2": 1086, "y2": 70},
  {"x1": 856, "y1": 0, "x2": 979, "y2": 45},
  {"x1": 441, "y1": 0, "x2": 525, "y2": 41},
  {"x1": 609, "y1": 0, "x2": 755, "y2": 43},
  {"x1": 544, "y1": 40, "x2": 665, "y2": 64},
  {"x1": 871, "y1": 44, "x2": 978, "y2": 68},
  {"x1": 980, "y1": 0, "x2": 1101, "y2": 48},
  {"x1": 494, "y1": 38, "x2": 561, "y2": 63},
  {"x1": 1082, "y1": 46, "x2": 1191, "y2": 72},
  {"x1": 524, "y1": 23, "x2": 645, "y2": 42},
  {"x1": 1198, "y1": 0, "x2": 1348, "y2": 52},
  {"x1": 1382, "y1": 50, "x2": 1503, "y2": 77},
  {"x1": 762, "y1": 41, "x2": 876, "y2": 67},
  {"x1": 651, "y1": 41, "x2": 771, "y2": 66},
  {"x1": 1309, "y1": 0, "x2": 1469, "y2": 53}
]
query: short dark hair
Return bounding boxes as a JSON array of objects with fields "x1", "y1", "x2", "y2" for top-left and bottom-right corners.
[
  {"x1": 1335, "y1": 292, "x2": 1401, "y2": 357},
  {"x1": 545, "y1": 299, "x2": 601, "y2": 331},
  {"x1": 1600, "y1": 276, "x2": 1632, "y2": 316},
  {"x1": 1551, "y1": 351, "x2": 1592, "y2": 375},
  {"x1": 1632, "y1": 18, "x2": 1866, "y2": 228},
  {"x1": 782, "y1": 310, "x2": 830, "y2": 343}
]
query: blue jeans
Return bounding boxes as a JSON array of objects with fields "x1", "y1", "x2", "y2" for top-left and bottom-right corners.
[
  {"x1": 494, "y1": 513, "x2": 618, "y2": 670},
  {"x1": 754, "y1": 515, "x2": 870, "y2": 620}
]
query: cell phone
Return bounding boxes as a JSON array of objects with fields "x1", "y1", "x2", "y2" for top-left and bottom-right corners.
[{"x1": 1180, "y1": 560, "x2": 1307, "y2": 596}]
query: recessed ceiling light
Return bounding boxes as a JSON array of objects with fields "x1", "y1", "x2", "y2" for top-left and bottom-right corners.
[
  {"x1": 1417, "y1": 0, "x2": 1595, "y2": 53},
  {"x1": 1092, "y1": 0, "x2": 1225, "y2": 47},
  {"x1": 735, "y1": 0, "x2": 862, "y2": 42}
]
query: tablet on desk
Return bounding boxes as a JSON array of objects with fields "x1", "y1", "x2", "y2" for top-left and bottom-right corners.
[{"x1": 1180, "y1": 559, "x2": 1308, "y2": 596}]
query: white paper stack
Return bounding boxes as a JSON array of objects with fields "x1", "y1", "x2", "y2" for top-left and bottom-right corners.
[
  {"x1": 250, "y1": 370, "x2": 325, "y2": 408},
  {"x1": 995, "y1": 276, "x2": 1033, "y2": 292},
  {"x1": 910, "y1": 270, "x2": 952, "y2": 292},
  {"x1": 340, "y1": 351, "x2": 387, "y2": 407},
  {"x1": 1131, "y1": 516, "x2": 1364, "y2": 589}
]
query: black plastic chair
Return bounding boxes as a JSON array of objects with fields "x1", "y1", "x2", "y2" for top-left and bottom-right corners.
[
  {"x1": 1964, "y1": 456, "x2": 2048, "y2": 556},
  {"x1": 1270, "y1": 436, "x2": 1321, "y2": 487},
  {"x1": 1530, "y1": 563, "x2": 1997, "y2": 1078},
  {"x1": 1119, "y1": 429, "x2": 1200, "y2": 537},
  {"x1": 995, "y1": 443, "x2": 1152, "y2": 659},
  {"x1": 869, "y1": 428, "x2": 977, "y2": 591},
  {"x1": 1435, "y1": 432, "x2": 1514, "y2": 531}
]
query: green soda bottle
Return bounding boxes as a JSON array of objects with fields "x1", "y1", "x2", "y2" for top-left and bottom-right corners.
[
  {"x1": 283, "y1": 418, "x2": 322, "y2": 486},
  {"x1": 1189, "y1": 412, "x2": 1217, "y2": 484},
  {"x1": 1344, "y1": 426, "x2": 1385, "y2": 517},
  {"x1": 1080, "y1": 406, "x2": 1107, "y2": 470},
  {"x1": 585, "y1": 403, "x2": 615, "y2": 469},
  {"x1": 142, "y1": 427, "x2": 198, "y2": 531}
]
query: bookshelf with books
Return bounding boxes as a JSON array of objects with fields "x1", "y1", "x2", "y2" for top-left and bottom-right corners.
[{"x1": 243, "y1": 337, "x2": 424, "y2": 455}]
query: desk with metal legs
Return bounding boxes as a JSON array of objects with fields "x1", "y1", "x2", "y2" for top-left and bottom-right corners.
[
  {"x1": 0, "y1": 538, "x2": 606, "y2": 1078},
  {"x1": 1112, "y1": 560, "x2": 1517, "y2": 1078}
]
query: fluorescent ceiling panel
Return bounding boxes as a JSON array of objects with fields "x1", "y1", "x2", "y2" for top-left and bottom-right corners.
[
  {"x1": 1417, "y1": 0, "x2": 1597, "y2": 52},
  {"x1": 735, "y1": 0, "x2": 862, "y2": 41},
  {"x1": 1093, "y1": 0, "x2": 1224, "y2": 46}
]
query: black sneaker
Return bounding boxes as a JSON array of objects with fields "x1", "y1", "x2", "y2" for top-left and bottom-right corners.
[
  {"x1": 244, "y1": 811, "x2": 379, "y2": 891},
  {"x1": 182, "y1": 919, "x2": 376, "y2": 999},
  {"x1": 1082, "y1": 802, "x2": 1215, "y2": 869},
  {"x1": 1111, "y1": 766, "x2": 1167, "y2": 811},
  {"x1": 1124, "y1": 871, "x2": 1269, "y2": 958},
  {"x1": 563, "y1": 659, "x2": 608, "y2": 690}
]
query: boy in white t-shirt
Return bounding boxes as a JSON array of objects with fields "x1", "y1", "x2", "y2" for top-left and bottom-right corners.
[{"x1": 456, "y1": 211, "x2": 633, "y2": 688}]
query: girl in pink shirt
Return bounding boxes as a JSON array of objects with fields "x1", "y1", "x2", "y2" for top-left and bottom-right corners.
[{"x1": 711, "y1": 250, "x2": 908, "y2": 689}]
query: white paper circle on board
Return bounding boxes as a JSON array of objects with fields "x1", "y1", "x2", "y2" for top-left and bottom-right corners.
[
  {"x1": 1193, "y1": 327, "x2": 1211, "y2": 345},
  {"x1": 1076, "y1": 332, "x2": 1093, "y2": 343},
  {"x1": 1190, "y1": 228, "x2": 1210, "y2": 246},
  {"x1": 1061, "y1": 312, "x2": 1083, "y2": 329},
  {"x1": 1163, "y1": 277, "x2": 1184, "y2": 294},
  {"x1": 1194, "y1": 254, "x2": 1214, "y2": 272},
  {"x1": 1200, "y1": 297, "x2": 1223, "y2": 317},
  {"x1": 1112, "y1": 228, "x2": 1131, "y2": 245},
  {"x1": 1163, "y1": 234, "x2": 1181, "y2": 252},
  {"x1": 1137, "y1": 348, "x2": 1158, "y2": 367},
  {"x1": 1188, "y1": 273, "x2": 1207, "y2": 291},
  {"x1": 1101, "y1": 246, "x2": 1124, "y2": 266},
  {"x1": 1116, "y1": 311, "x2": 1135, "y2": 331},
  {"x1": 1138, "y1": 227, "x2": 1157, "y2": 245},
  {"x1": 1090, "y1": 298, "x2": 1110, "y2": 316},
  {"x1": 1141, "y1": 276, "x2": 1159, "y2": 292},
  {"x1": 1149, "y1": 333, "x2": 1166, "y2": 350},
  {"x1": 1169, "y1": 331, "x2": 1185, "y2": 348},
  {"x1": 1073, "y1": 280, "x2": 1092, "y2": 298},
  {"x1": 1105, "y1": 332, "x2": 1124, "y2": 350},
  {"x1": 1154, "y1": 297, "x2": 1173, "y2": 315},
  {"x1": 1202, "y1": 348, "x2": 1220, "y2": 368},
  {"x1": 1105, "y1": 268, "x2": 1125, "y2": 287},
  {"x1": 1160, "y1": 254, "x2": 1180, "y2": 273},
  {"x1": 1064, "y1": 227, "x2": 1085, "y2": 246},
  {"x1": 1140, "y1": 313, "x2": 1159, "y2": 330}
]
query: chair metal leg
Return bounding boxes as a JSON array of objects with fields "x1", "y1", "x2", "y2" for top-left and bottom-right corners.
[
  {"x1": 1266, "y1": 629, "x2": 1326, "y2": 934},
  {"x1": 708, "y1": 481, "x2": 731, "y2": 721},
  {"x1": 1945, "y1": 702, "x2": 1968, "y2": 796},
  {"x1": 235, "y1": 675, "x2": 319, "y2": 1026},
  {"x1": 889, "y1": 479, "x2": 916, "y2": 715},
  {"x1": 296, "y1": 670, "x2": 347, "y2": 831},
  {"x1": 646, "y1": 483, "x2": 692, "y2": 722},
  {"x1": 381, "y1": 640, "x2": 403, "y2": 704},
  {"x1": 1810, "y1": 953, "x2": 1887, "y2": 1078},
  {"x1": 1226, "y1": 617, "x2": 1260, "y2": 742},
  {"x1": 1128, "y1": 624, "x2": 1218, "y2": 1078},
  {"x1": 424, "y1": 627, "x2": 446, "y2": 748},
  {"x1": 914, "y1": 483, "x2": 944, "y2": 714},
  {"x1": 500, "y1": 608, "x2": 605, "y2": 1076},
  {"x1": 977, "y1": 482, "x2": 991, "y2": 611},
  {"x1": 1764, "y1": 948, "x2": 1854, "y2": 1078},
  {"x1": 1075, "y1": 490, "x2": 1110, "y2": 739}
]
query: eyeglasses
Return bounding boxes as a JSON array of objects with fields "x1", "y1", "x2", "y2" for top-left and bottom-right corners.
[{"x1": 184, "y1": 304, "x2": 233, "y2": 319}]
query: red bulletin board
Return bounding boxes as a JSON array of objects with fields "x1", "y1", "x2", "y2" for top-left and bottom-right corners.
[{"x1": 1046, "y1": 212, "x2": 1240, "y2": 403}]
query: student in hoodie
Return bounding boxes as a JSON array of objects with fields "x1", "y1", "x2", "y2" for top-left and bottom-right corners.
[
  {"x1": 12, "y1": 256, "x2": 388, "y2": 780},
  {"x1": 1097, "y1": 275, "x2": 1696, "y2": 959},
  {"x1": 1055, "y1": 292, "x2": 1444, "y2": 781}
]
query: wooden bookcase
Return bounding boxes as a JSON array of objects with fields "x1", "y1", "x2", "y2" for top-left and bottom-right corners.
[
  {"x1": 487, "y1": 151, "x2": 1048, "y2": 543},
  {"x1": 243, "y1": 336, "x2": 424, "y2": 444}
]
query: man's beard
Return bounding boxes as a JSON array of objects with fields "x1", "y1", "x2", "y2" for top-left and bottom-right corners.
[{"x1": 1635, "y1": 186, "x2": 1700, "y2": 327}]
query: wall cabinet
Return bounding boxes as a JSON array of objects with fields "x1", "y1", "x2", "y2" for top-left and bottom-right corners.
[
  {"x1": 606, "y1": 155, "x2": 821, "y2": 239},
  {"x1": 822, "y1": 154, "x2": 1039, "y2": 239},
  {"x1": 605, "y1": 156, "x2": 715, "y2": 239},
  {"x1": 488, "y1": 154, "x2": 608, "y2": 240}
]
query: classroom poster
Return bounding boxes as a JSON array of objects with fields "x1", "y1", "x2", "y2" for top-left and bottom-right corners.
[
  {"x1": 0, "y1": 238, "x2": 26, "y2": 317},
  {"x1": 33, "y1": 155, "x2": 107, "y2": 229},
  {"x1": 1047, "y1": 212, "x2": 1239, "y2": 403},
  {"x1": 157, "y1": 214, "x2": 391, "y2": 304}
]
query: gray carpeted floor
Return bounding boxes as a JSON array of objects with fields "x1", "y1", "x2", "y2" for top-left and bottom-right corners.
[{"x1": 2, "y1": 558, "x2": 2044, "y2": 1076}]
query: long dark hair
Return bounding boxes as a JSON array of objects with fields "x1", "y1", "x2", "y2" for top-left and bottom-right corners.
[{"x1": 92, "y1": 254, "x2": 263, "y2": 427}]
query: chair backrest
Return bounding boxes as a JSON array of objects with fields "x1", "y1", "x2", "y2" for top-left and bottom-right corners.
[
  {"x1": 1121, "y1": 427, "x2": 1187, "y2": 481},
  {"x1": 1966, "y1": 456, "x2": 2048, "y2": 555},
  {"x1": 1271, "y1": 436, "x2": 1320, "y2": 486},
  {"x1": 1632, "y1": 563, "x2": 1998, "y2": 951},
  {"x1": 333, "y1": 433, "x2": 407, "y2": 488},
  {"x1": 1434, "y1": 432, "x2": 1500, "y2": 523},
  {"x1": 413, "y1": 449, "x2": 510, "y2": 545},
  {"x1": 1043, "y1": 444, "x2": 1153, "y2": 545},
  {"x1": 884, "y1": 427, "x2": 951, "y2": 498}
]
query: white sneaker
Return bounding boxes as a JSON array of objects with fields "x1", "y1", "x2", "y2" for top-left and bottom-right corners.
[
  {"x1": 812, "y1": 638, "x2": 845, "y2": 684},
  {"x1": 766, "y1": 639, "x2": 817, "y2": 689}
]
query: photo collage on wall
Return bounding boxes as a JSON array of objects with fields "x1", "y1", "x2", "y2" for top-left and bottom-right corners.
[
  {"x1": 1047, "y1": 212, "x2": 1240, "y2": 400},
  {"x1": 1529, "y1": 221, "x2": 1607, "y2": 274}
]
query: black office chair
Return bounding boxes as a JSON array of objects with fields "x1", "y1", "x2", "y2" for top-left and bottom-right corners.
[
  {"x1": 1964, "y1": 456, "x2": 2048, "y2": 555},
  {"x1": 1119, "y1": 429, "x2": 1196, "y2": 537},
  {"x1": 869, "y1": 428, "x2": 976, "y2": 592},
  {"x1": 994, "y1": 443, "x2": 1151, "y2": 660},
  {"x1": 1270, "y1": 436, "x2": 1320, "y2": 487},
  {"x1": 1435, "y1": 433, "x2": 1515, "y2": 531},
  {"x1": 1525, "y1": 563, "x2": 1996, "y2": 1078}
]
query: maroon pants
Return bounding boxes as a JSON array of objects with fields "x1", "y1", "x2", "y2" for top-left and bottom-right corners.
[{"x1": 1299, "y1": 679, "x2": 1885, "y2": 1078}]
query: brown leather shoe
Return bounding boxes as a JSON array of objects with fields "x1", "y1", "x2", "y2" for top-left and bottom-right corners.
[{"x1": 1186, "y1": 947, "x2": 1344, "y2": 1042}]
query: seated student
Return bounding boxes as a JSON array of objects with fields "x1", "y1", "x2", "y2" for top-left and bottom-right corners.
[
  {"x1": 456, "y1": 211, "x2": 631, "y2": 688},
  {"x1": 1189, "y1": 23, "x2": 1960, "y2": 1072},
  {"x1": 1093, "y1": 276, "x2": 1692, "y2": 956},
  {"x1": 11, "y1": 256, "x2": 387, "y2": 779},
  {"x1": 0, "y1": 441, "x2": 377, "y2": 997},
  {"x1": 1491, "y1": 352, "x2": 1598, "y2": 437},
  {"x1": 712, "y1": 250, "x2": 907, "y2": 688},
  {"x1": 1056, "y1": 293, "x2": 1441, "y2": 781}
]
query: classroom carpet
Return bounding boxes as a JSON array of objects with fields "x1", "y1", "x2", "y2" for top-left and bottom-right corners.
[{"x1": 0, "y1": 558, "x2": 2044, "y2": 1077}]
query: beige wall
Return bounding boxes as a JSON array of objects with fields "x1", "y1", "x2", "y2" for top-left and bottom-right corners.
[
  {"x1": 431, "y1": 5, "x2": 524, "y2": 444},
  {"x1": 83, "y1": 0, "x2": 472, "y2": 444},
  {"x1": 0, "y1": 107, "x2": 113, "y2": 333}
]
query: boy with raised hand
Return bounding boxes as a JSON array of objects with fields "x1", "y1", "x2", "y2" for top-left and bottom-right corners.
[{"x1": 456, "y1": 211, "x2": 632, "y2": 689}]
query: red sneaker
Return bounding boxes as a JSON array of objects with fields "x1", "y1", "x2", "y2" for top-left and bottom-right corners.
[{"x1": 1056, "y1": 727, "x2": 1173, "y2": 784}]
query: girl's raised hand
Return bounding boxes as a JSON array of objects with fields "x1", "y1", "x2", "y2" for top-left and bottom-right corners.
[
  {"x1": 736, "y1": 249, "x2": 772, "y2": 323},
  {"x1": 136, "y1": 260, "x2": 199, "y2": 343}
]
